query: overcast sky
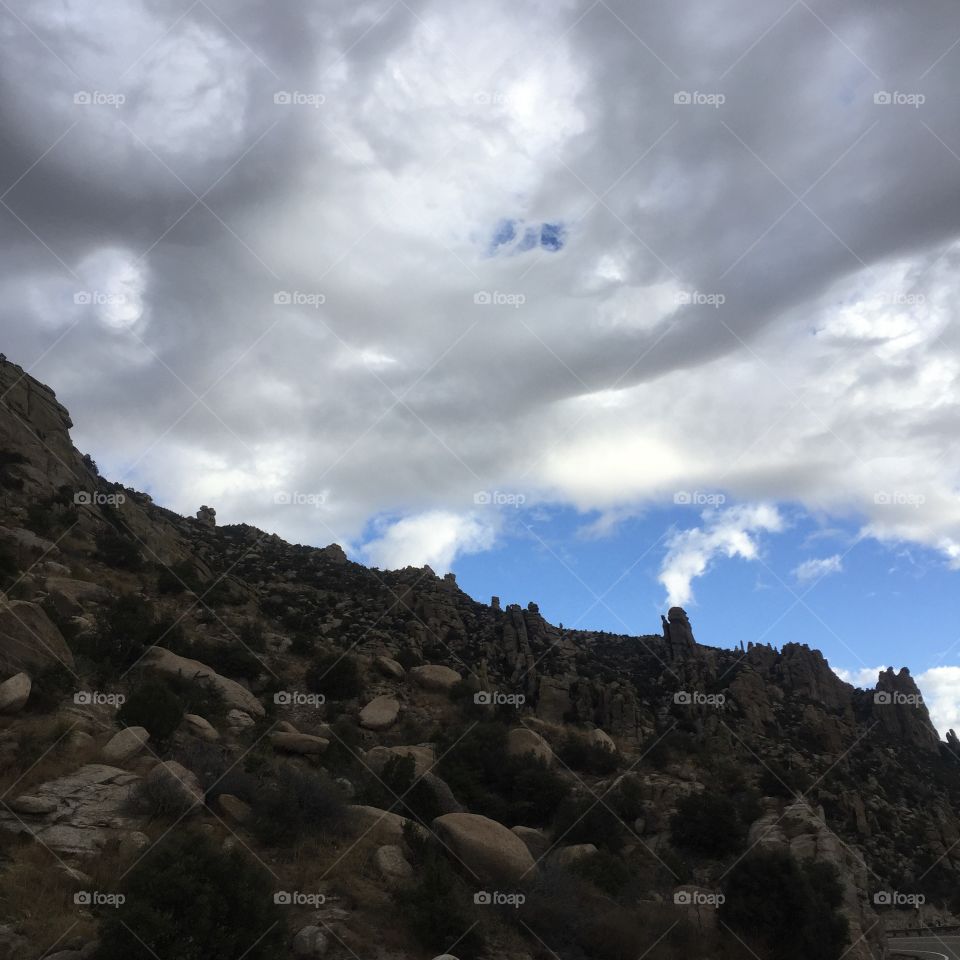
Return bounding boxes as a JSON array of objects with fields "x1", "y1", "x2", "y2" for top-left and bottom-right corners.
[{"x1": 3, "y1": 0, "x2": 960, "y2": 727}]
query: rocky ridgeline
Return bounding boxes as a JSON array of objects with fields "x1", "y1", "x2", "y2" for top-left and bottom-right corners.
[{"x1": 1, "y1": 356, "x2": 959, "y2": 960}]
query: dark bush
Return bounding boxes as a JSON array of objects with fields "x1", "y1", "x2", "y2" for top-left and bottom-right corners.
[
  {"x1": 27, "y1": 662, "x2": 76, "y2": 713},
  {"x1": 437, "y1": 722, "x2": 570, "y2": 826},
  {"x1": 356, "y1": 754, "x2": 443, "y2": 825},
  {"x1": 76, "y1": 595, "x2": 163, "y2": 671},
  {"x1": 670, "y1": 792, "x2": 746, "y2": 858},
  {"x1": 720, "y1": 849, "x2": 849, "y2": 960},
  {"x1": 95, "y1": 529, "x2": 143, "y2": 570},
  {"x1": 117, "y1": 680, "x2": 184, "y2": 743},
  {"x1": 156, "y1": 559, "x2": 201, "y2": 595},
  {"x1": 553, "y1": 794, "x2": 625, "y2": 851},
  {"x1": 250, "y1": 765, "x2": 346, "y2": 846},
  {"x1": 394, "y1": 836, "x2": 486, "y2": 956},
  {"x1": 304, "y1": 651, "x2": 363, "y2": 700},
  {"x1": 568, "y1": 849, "x2": 635, "y2": 899},
  {"x1": 96, "y1": 829, "x2": 285, "y2": 960},
  {"x1": 0, "y1": 543, "x2": 18, "y2": 590},
  {"x1": 557, "y1": 732, "x2": 619, "y2": 775}
]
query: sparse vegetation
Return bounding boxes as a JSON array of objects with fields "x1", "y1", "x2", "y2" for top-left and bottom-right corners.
[{"x1": 96, "y1": 830, "x2": 286, "y2": 960}]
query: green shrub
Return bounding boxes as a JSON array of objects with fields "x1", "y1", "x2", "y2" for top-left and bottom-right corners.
[
  {"x1": 76, "y1": 595, "x2": 163, "y2": 671},
  {"x1": 356, "y1": 754, "x2": 443, "y2": 825},
  {"x1": 437, "y1": 722, "x2": 570, "y2": 826},
  {"x1": 156, "y1": 559, "x2": 201, "y2": 595},
  {"x1": 96, "y1": 829, "x2": 285, "y2": 960},
  {"x1": 670, "y1": 792, "x2": 746, "y2": 858},
  {"x1": 569, "y1": 849, "x2": 636, "y2": 899},
  {"x1": 320, "y1": 716, "x2": 362, "y2": 774},
  {"x1": 0, "y1": 543, "x2": 18, "y2": 590},
  {"x1": 394, "y1": 840, "x2": 486, "y2": 956},
  {"x1": 553, "y1": 794, "x2": 625, "y2": 851},
  {"x1": 95, "y1": 530, "x2": 143, "y2": 570},
  {"x1": 720, "y1": 849, "x2": 849, "y2": 960},
  {"x1": 250, "y1": 765, "x2": 346, "y2": 846},
  {"x1": 117, "y1": 680, "x2": 184, "y2": 743},
  {"x1": 27, "y1": 662, "x2": 76, "y2": 713},
  {"x1": 304, "y1": 651, "x2": 363, "y2": 700},
  {"x1": 557, "y1": 732, "x2": 619, "y2": 775}
]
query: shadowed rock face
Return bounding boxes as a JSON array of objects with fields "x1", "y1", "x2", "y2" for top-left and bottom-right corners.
[{"x1": 873, "y1": 666, "x2": 941, "y2": 754}]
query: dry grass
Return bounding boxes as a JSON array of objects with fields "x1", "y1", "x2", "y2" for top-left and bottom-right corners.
[
  {"x1": 0, "y1": 838, "x2": 96, "y2": 958},
  {"x1": 0, "y1": 713, "x2": 99, "y2": 799}
]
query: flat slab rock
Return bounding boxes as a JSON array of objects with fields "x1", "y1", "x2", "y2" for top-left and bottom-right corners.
[{"x1": 0, "y1": 763, "x2": 144, "y2": 855}]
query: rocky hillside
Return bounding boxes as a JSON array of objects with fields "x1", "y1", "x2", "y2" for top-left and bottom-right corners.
[{"x1": 0, "y1": 355, "x2": 957, "y2": 960}]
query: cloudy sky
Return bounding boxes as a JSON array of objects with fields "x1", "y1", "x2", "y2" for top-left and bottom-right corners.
[{"x1": 3, "y1": 0, "x2": 960, "y2": 728}]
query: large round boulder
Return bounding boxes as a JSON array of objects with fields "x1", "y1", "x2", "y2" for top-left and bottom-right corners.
[
  {"x1": 0, "y1": 602, "x2": 75, "y2": 675},
  {"x1": 102, "y1": 726, "x2": 150, "y2": 763},
  {"x1": 359, "y1": 695, "x2": 400, "y2": 731},
  {"x1": 0, "y1": 672, "x2": 31, "y2": 714},
  {"x1": 506, "y1": 728, "x2": 553, "y2": 764},
  {"x1": 410, "y1": 664, "x2": 461, "y2": 693},
  {"x1": 432, "y1": 812, "x2": 536, "y2": 884}
]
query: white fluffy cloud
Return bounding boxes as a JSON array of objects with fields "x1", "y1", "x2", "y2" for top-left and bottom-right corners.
[
  {"x1": 658, "y1": 504, "x2": 784, "y2": 607},
  {"x1": 792, "y1": 554, "x2": 843, "y2": 584},
  {"x1": 916, "y1": 667, "x2": 960, "y2": 738},
  {"x1": 833, "y1": 665, "x2": 886, "y2": 689},
  {"x1": 361, "y1": 511, "x2": 496, "y2": 573}
]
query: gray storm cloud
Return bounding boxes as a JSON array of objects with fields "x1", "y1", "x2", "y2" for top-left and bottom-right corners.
[{"x1": 2, "y1": 0, "x2": 960, "y2": 570}]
